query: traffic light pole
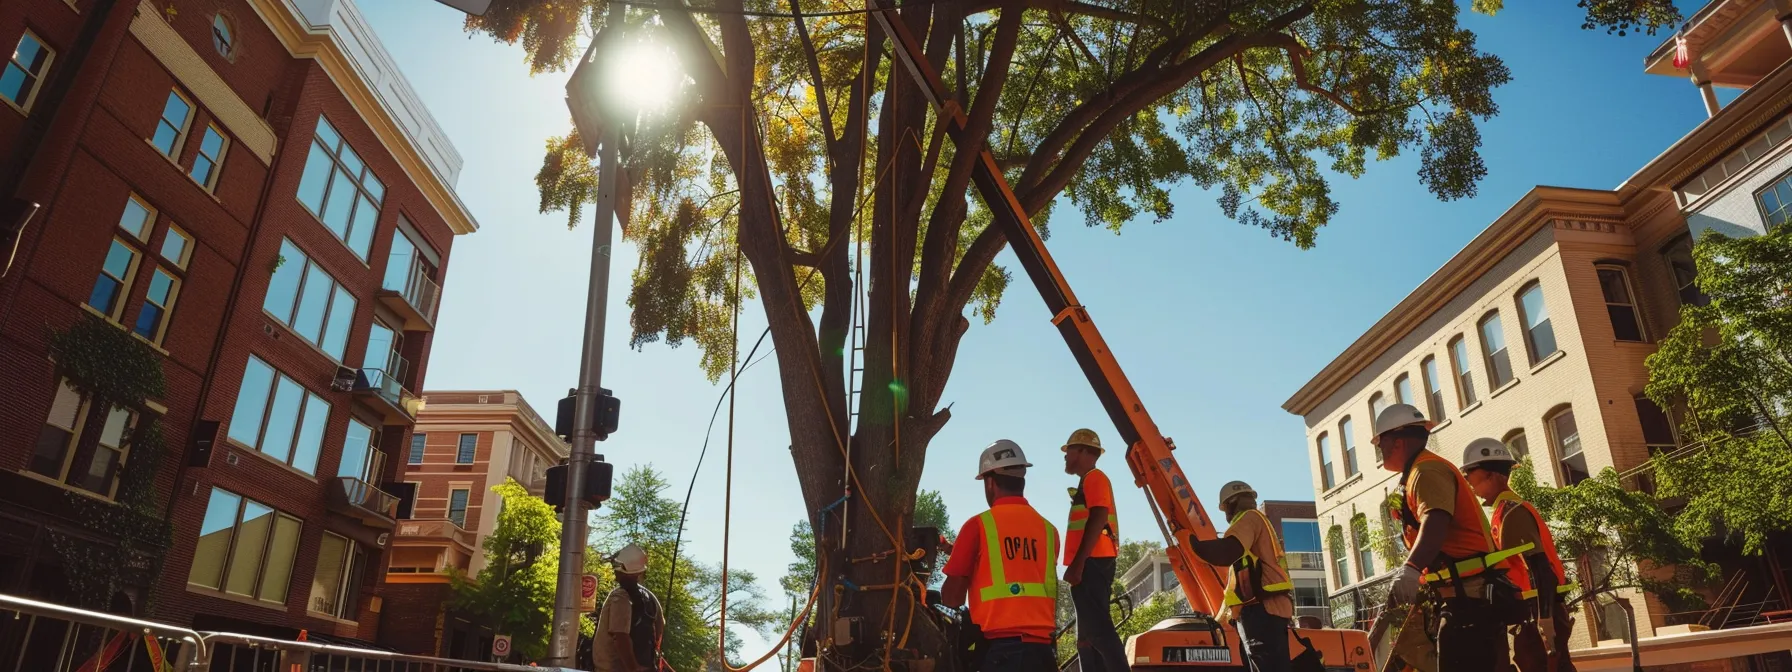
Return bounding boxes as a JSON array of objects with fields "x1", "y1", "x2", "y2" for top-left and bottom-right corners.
[{"x1": 545, "y1": 124, "x2": 620, "y2": 667}]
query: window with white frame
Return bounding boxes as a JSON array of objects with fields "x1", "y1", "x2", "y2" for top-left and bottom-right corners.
[
  {"x1": 262, "y1": 239, "x2": 357, "y2": 360},
  {"x1": 1421, "y1": 356, "x2": 1446, "y2": 423},
  {"x1": 448, "y1": 488, "x2": 470, "y2": 527},
  {"x1": 1317, "y1": 433, "x2": 1335, "y2": 490},
  {"x1": 132, "y1": 267, "x2": 180, "y2": 343},
  {"x1": 1394, "y1": 374, "x2": 1413, "y2": 407},
  {"x1": 1479, "y1": 311, "x2": 1513, "y2": 389},
  {"x1": 189, "y1": 125, "x2": 228, "y2": 190},
  {"x1": 408, "y1": 433, "x2": 427, "y2": 464},
  {"x1": 150, "y1": 90, "x2": 193, "y2": 157},
  {"x1": 295, "y1": 116, "x2": 385, "y2": 259},
  {"x1": 88, "y1": 196, "x2": 155, "y2": 319},
  {"x1": 1368, "y1": 393, "x2": 1388, "y2": 427},
  {"x1": 1596, "y1": 265, "x2": 1646, "y2": 342},
  {"x1": 187, "y1": 487, "x2": 302, "y2": 603},
  {"x1": 1517, "y1": 282, "x2": 1557, "y2": 363},
  {"x1": 1339, "y1": 416, "x2": 1359, "y2": 478},
  {"x1": 227, "y1": 355, "x2": 329, "y2": 475},
  {"x1": 1548, "y1": 407, "x2": 1587, "y2": 486},
  {"x1": 1449, "y1": 336, "x2": 1477, "y2": 407},
  {"x1": 31, "y1": 379, "x2": 135, "y2": 497},
  {"x1": 2, "y1": 31, "x2": 54, "y2": 112},
  {"x1": 337, "y1": 418, "x2": 385, "y2": 484}
]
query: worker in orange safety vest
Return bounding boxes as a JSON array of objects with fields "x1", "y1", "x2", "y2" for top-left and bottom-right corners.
[
  {"x1": 941, "y1": 440, "x2": 1061, "y2": 671},
  {"x1": 1460, "y1": 438, "x2": 1579, "y2": 672},
  {"x1": 1192, "y1": 480, "x2": 1296, "y2": 672},
  {"x1": 1374, "y1": 404, "x2": 1527, "y2": 672},
  {"x1": 1061, "y1": 428, "x2": 1128, "y2": 672}
]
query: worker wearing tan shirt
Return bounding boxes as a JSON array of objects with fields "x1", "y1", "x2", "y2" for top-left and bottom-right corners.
[{"x1": 1194, "y1": 481, "x2": 1294, "y2": 672}]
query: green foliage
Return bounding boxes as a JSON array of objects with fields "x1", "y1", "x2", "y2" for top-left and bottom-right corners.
[
  {"x1": 1326, "y1": 524, "x2": 1347, "y2": 582},
  {"x1": 451, "y1": 479, "x2": 563, "y2": 660},
  {"x1": 1509, "y1": 460, "x2": 1709, "y2": 612},
  {"x1": 1645, "y1": 226, "x2": 1792, "y2": 556},
  {"x1": 1362, "y1": 511, "x2": 1404, "y2": 574},
  {"x1": 600, "y1": 466, "x2": 777, "y2": 670},
  {"x1": 46, "y1": 315, "x2": 166, "y2": 406},
  {"x1": 782, "y1": 489, "x2": 954, "y2": 597}
]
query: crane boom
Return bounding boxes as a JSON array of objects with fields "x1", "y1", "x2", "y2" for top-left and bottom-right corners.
[{"x1": 865, "y1": 2, "x2": 1230, "y2": 617}]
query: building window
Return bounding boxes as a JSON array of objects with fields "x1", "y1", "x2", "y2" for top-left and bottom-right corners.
[
  {"x1": 187, "y1": 487, "x2": 302, "y2": 604},
  {"x1": 3, "y1": 31, "x2": 54, "y2": 112},
  {"x1": 1327, "y1": 524, "x2": 1351, "y2": 589},
  {"x1": 1596, "y1": 265, "x2": 1646, "y2": 342},
  {"x1": 1516, "y1": 282, "x2": 1557, "y2": 363},
  {"x1": 364, "y1": 320, "x2": 405, "y2": 382},
  {"x1": 1368, "y1": 393, "x2": 1388, "y2": 426},
  {"x1": 337, "y1": 418, "x2": 383, "y2": 483},
  {"x1": 310, "y1": 532, "x2": 365, "y2": 620},
  {"x1": 89, "y1": 238, "x2": 141, "y2": 319},
  {"x1": 31, "y1": 379, "x2": 135, "y2": 497},
  {"x1": 1394, "y1": 374, "x2": 1413, "y2": 407},
  {"x1": 448, "y1": 488, "x2": 470, "y2": 527},
  {"x1": 1661, "y1": 235, "x2": 1708, "y2": 307},
  {"x1": 408, "y1": 433, "x2": 426, "y2": 464},
  {"x1": 226, "y1": 355, "x2": 329, "y2": 475},
  {"x1": 384, "y1": 223, "x2": 438, "y2": 296},
  {"x1": 1758, "y1": 171, "x2": 1792, "y2": 229},
  {"x1": 131, "y1": 268, "x2": 180, "y2": 343},
  {"x1": 1294, "y1": 578, "x2": 1327, "y2": 609},
  {"x1": 1449, "y1": 336, "x2": 1477, "y2": 407},
  {"x1": 1479, "y1": 312, "x2": 1513, "y2": 389},
  {"x1": 296, "y1": 116, "x2": 385, "y2": 260},
  {"x1": 262, "y1": 239, "x2": 357, "y2": 360},
  {"x1": 1421, "y1": 356, "x2": 1446, "y2": 422},
  {"x1": 1282, "y1": 520, "x2": 1321, "y2": 553},
  {"x1": 1351, "y1": 513, "x2": 1376, "y2": 578},
  {"x1": 1503, "y1": 429, "x2": 1529, "y2": 462},
  {"x1": 457, "y1": 433, "x2": 477, "y2": 464},
  {"x1": 150, "y1": 90, "x2": 193, "y2": 157},
  {"x1": 116, "y1": 193, "x2": 154, "y2": 241},
  {"x1": 211, "y1": 14, "x2": 235, "y2": 58},
  {"x1": 1548, "y1": 407, "x2": 1587, "y2": 486},
  {"x1": 1339, "y1": 416, "x2": 1359, "y2": 478},
  {"x1": 1635, "y1": 397, "x2": 1678, "y2": 458},
  {"x1": 189, "y1": 125, "x2": 228, "y2": 190},
  {"x1": 1317, "y1": 433, "x2": 1334, "y2": 490},
  {"x1": 161, "y1": 225, "x2": 192, "y2": 269}
]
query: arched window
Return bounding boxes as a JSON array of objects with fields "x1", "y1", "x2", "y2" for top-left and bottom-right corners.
[
  {"x1": 1546, "y1": 405, "x2": 1588, "y2": 485},
  {"x1": 1339, "y1": 416, "x2": 1359, "y2": 478},
  {"x1": 1369, "y1": 392, "x2": 1388, "y2": 424},
  {"x1": 1317, "y1": 433, "x2": 1335, "y2": 490},
  {"x1": 1502, "y1": 428, "x2": 1529, "y2": 462},
  {"x1": 1479, "y1": 311, "x2": 1512, "y2": 388},
  {"x1": 1327, "y1": 524, "x2": 1351, "y2": 589},
  {"x1": 1516, "y1": 282, "x2": 1558, "y2": 363},
  {"x1": 1350, "y1": 513, "x2": 1376, "y2": 578},
  {"x1": 1394, "y1": 374, "x2": 1414, "y2": 407},
  {"x1": 1421, "y1": 356, "x2": 1447, "y2": 422},
  {"x1": 212, "y1": 13, "x2": 236, "y2": 58},
  {"x1": 1449, "y1": 335, "x2": 1477, "y2": 407}
]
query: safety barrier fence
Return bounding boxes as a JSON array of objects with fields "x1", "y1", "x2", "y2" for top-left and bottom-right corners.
[{"x1": 0, "y1": 592, "x2": 584, "y2": 672}]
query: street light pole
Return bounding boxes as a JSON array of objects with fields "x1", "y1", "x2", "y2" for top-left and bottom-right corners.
[{"x1": 545, "y1": 124, "x2": 621, "y2": 666}]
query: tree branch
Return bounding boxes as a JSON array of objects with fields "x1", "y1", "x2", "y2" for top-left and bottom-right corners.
[
  {"x1": 789, "y1": 0, "x2": 838, "y2": 148},
  {"x1": 1262, "y1": 33, "x2": 1361, "y2": 115}
]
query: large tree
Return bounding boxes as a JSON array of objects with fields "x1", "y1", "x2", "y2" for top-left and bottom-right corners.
[
  {"x1": 451, "y1": 478, "x2": 570, "y2": 661},
  {"x1": 472, "y1": 0, "x2": 1677, "y2": 666}
]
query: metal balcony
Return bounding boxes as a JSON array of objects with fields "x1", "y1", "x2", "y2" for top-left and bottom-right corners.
[
  {"x1": 1285, "y1": 551, "x2": 1325, "y2": 571},
  {"x1": 327, "y1": 477, "x2": 399, "y2": 529},
  {"x1": 353, "y1": 366, "x2": 422, "y2": 423},
  {"x1": 396, "y1": 518, "x2": 478, "y2": 552},
  {"x1": 376, "y1": 261, "x2": 441, "y2": 331}
]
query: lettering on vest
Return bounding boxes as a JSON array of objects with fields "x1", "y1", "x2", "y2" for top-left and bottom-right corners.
[{"x1": 1003, "y1": 535, "x2": 1041, "y2": 562}]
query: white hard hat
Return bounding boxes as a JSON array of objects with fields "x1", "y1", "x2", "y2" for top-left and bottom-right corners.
[
  {"x1": 976, "y1": 439, "x2": 1032, "y2": 479},
  {"x1": 610, "y1": 543, "x2": 648, "y2": 574},
  {"x1": 1460, "y1": 437, "x2": 1517, "y2": 470},
  {"x1": 1219, "y1": 481, "x2": 1256, "y2": 507},
  {"x1": 1061, "y1": 428, "x2": 1103, "y2": 454},
  {"x1": 1371, "y1": 403, "x2": 1435, "y2": 446}
]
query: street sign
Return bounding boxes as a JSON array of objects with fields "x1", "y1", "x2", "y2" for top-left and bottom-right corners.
[
  {"x1": 580, "y1": 574, "x2": 599, "y2": 612},
  {"x1": 492, "y1": 635, "x2": 512, "y2": 658}
]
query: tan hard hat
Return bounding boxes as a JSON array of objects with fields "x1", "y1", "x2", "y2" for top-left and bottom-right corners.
[
  {"x1": 1460, "y1": 437, "x2": 1517, "y2": 470},
  {"x1": 1219, "y1": 480, "x2": 1257, "y2": 507},
  {"x1": 977, "y1": 439, "x2": 1032, "y2": 479},
  {"x1": 1371, "y1": 403, "x2": 1435, "y2": 446},
  {"x1": 1062, "y1": 428, "x2": 1103, "y2": 454},
  {"x1": 610, "y1": 543, "x2": 649, "y2": 574}
]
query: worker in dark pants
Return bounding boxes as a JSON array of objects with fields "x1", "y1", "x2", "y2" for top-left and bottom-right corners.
[
  {"x1": 1461, "y1": 438, "x2": 1579, "y2": 672},
  {"x1": 942, "y1": 440, "x2": 1061, "y2": 672},
  {"x1": 1061, "y1": 429, "x2": 1129, "y2": 672},
  {"x1": 1194, "y1": 480, "x2": 1294, "y2": 672},
  {"x1": 1374, "y1": 405, "x2": 1523, "y2": 672}
]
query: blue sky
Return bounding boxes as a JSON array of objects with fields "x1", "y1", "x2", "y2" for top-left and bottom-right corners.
[{"x1": 362, "y1": 0, "x2": 1712, "y2": 649}]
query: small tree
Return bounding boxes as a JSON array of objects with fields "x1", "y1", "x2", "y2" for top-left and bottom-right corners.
[{"x1": 451, "y1": 479, "x2": 563, "y2": 660}]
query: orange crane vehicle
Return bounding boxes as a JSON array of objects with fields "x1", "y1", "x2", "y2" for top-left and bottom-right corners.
[{"x1": 857, "y1": 4, "x2": 1376, "y2": 670}]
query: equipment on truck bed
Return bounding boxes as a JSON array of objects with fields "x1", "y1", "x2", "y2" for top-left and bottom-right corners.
[{"x1": 862, "y1": 3, "x2": 1374, "y2": 669}]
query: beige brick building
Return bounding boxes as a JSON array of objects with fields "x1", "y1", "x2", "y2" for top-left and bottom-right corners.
[{"x1": 1284, "y1": 0, "x2": 1792, "y2": 651}]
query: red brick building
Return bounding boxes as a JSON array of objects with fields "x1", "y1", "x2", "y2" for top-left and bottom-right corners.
[
  {"x1": 0, "y1": 0, "x2": 475, "y2": 646},
  {"x1": 380, "y1": 390, "x2": 568, "y2": 659}
]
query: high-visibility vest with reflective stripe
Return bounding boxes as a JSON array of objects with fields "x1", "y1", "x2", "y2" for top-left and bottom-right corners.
[
  {"x1": 970, "y1": 504, "x2": 1058, "y2": 639},
  {"x1": 1491, "y1": 491, "x2": 1576, "y2": 599},
  {"x1": 1222, "y1": 509, "x2": 1294, "y2": 607},
  {"x1": 1398, "y1": 451, "x2": 1528, "y2": 585},
  {"x1": 1063, "y1": 470, "x2": 1118, "y2": 563}
]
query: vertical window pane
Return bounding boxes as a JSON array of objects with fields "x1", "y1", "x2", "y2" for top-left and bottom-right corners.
[
  {"x1": 1481, "y1": 314, "x2": 1511, "y2": 388},
  {"x1": 261, "y1": 377, "x2": 304, "y2": 463},
  {"x1": 409, "y1": 433, "x2": 426, "y2": 464},
  {"x1": 1369, "y1": 394, "x2": 1387, "y2": 424},
  {"x1": 315, "y1": 117, "x2": 341, "y2": 151},
  {"x1": 1505, "y1": 432, "x2": 1529, "y2": 461},
  {"x1": 134, "y1": 269, "x2": 176, "y2": 339},
  {"x1": 1317, "y1": 435, "x2": 1334, "y2": 490},
  {"x1": 457, "y1": 434, "x2": 477, "y2": 464},
  {"x1": 338, "y1": 144, "x2": 364, "y2": 178},
  {"x1": 384, "y1": 231, "x2": 416, "y2": 292},
  {"x1": 2, "y1": 33, "x2": 53, "y2": 107},
  {"x1": 1553, "y1": 409, "x2": 1586, "y2": 485},
  {"x1": 348, "y1": 195, "x2": 378, "y2": 259},
  {"x1": 224, "y1": 501, "x2": 273, "y2": 595},
  {"x1": 259, "y1": 516, "x2": 301, "y2": 603},
  {"x1": 1598, "y1": 268, "x2": 1646, "y2": 342},
  {"x1": 448, "y1": 489, "x2": 469, "y2": 527},
  {"x1": 291, "y1": 393, "x2": 329, "y2": 475},
  {"x1": 34, "y1": 381, "x2": 84, "y2": 477},
  {"x1": 293, "y1": 262, "x2": 332, "y2": 341},
  {"x1": 1395, "y1": 375, "x2": 1413, "y2": 407},
  {"x1": 340, "y1": 419, "x2": 373, "y2": 479},
  {"x1": 321, "y1": 169, "x2": 357, "y2": 238},
  {"x1": 1451, "y1": 338, "x2": 1477, "y2": 406},
  {"x1": 321, "y1": 286, "x2": 356, "y2": 360},
  {"x1": 365, "y1": 322, "x2": 395, "y2": 372},
  {"x1": 1423, "y1": 357, "x2": 1446, "y2": 422},
  {"x1": 311, "y1": 534, "x2": 347, "y2": 615},
  {"x1": 119, "y1": 197, "x2": 153, "y2": 240},
  {"x1": 161, "y1": 228, "x2": 192, "y2": 267},
  {"x1": 263, "y1": 241, "x2": 305, "y2": 321},
  {"x1": 1340, "y1": 417, "x2": 1357, "y2": 477},
  {"x1": 297, "y1": 142, "x2": 334, "y2": 214},
  {"x1": 152, "y1": 92, "x2": 191, "y2": 155},
  {"x1": 228, "y1": 357, "x2": 275, "y2": 445},
  {"x1": 188, "y1": 489, "x2": 241, "y2": 589}
]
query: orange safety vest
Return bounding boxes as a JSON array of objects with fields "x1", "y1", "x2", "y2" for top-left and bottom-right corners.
[
  {"x1": 1394, "y1": 451, "x2": 1528, "y2": 584},
  {"x1": 1064, "y1": 469, "x2": 1118, "y2": 564},
  {"x1": 1490, "y1": 490, "x2": 1574, "y2": 599},
  {"x1": 970, "y1": 500, "x2": 1059, "y2": 641}
]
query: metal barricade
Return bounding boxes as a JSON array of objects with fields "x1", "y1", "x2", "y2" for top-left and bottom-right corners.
[{"x1": 0, "y1": 592, "x2": 586, "y2": 672}]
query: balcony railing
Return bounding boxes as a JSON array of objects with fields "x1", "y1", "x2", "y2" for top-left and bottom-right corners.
[
  {"x1": 396, "y1": 518, "x2": 477, "y2": 550},
  {"x1": 377, "y1": 260, "x2": 441, "y2": 331},
  {"x1": 1285, "y1": 551, "x2": 1325, "y2": 571},
  {"x1": 353, "y1": 366, "x2": 422, "y2": 423},
  {"x1": 327, "y1": 477, "x2": 398, "y2": 528}
]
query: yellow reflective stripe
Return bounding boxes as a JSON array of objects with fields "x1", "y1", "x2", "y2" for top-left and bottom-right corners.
[
  {"x1": 977, "y1": 511, "x2": 1056, "y2": 602},
  {"x1": 981, "y1": 511, "x2": 1006, "y2": 588},
  {"x1": 1422, "y1": 543, "x2": 1535, "y2": 581},
  {"x1": 1260, "y1": 581, "x2": 1293, "y2": 592},
  {"x1": 1521, "y1": 582, "x2": 1578, "y2": 599},
  {"x1": 1068, "y1": 519, "x2": 1087, "y2": 531}
]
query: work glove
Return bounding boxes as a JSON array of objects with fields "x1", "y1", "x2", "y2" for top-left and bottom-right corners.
[{"x1": 1387, "y1": 564, "x2": 1423, "y2": 607}]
